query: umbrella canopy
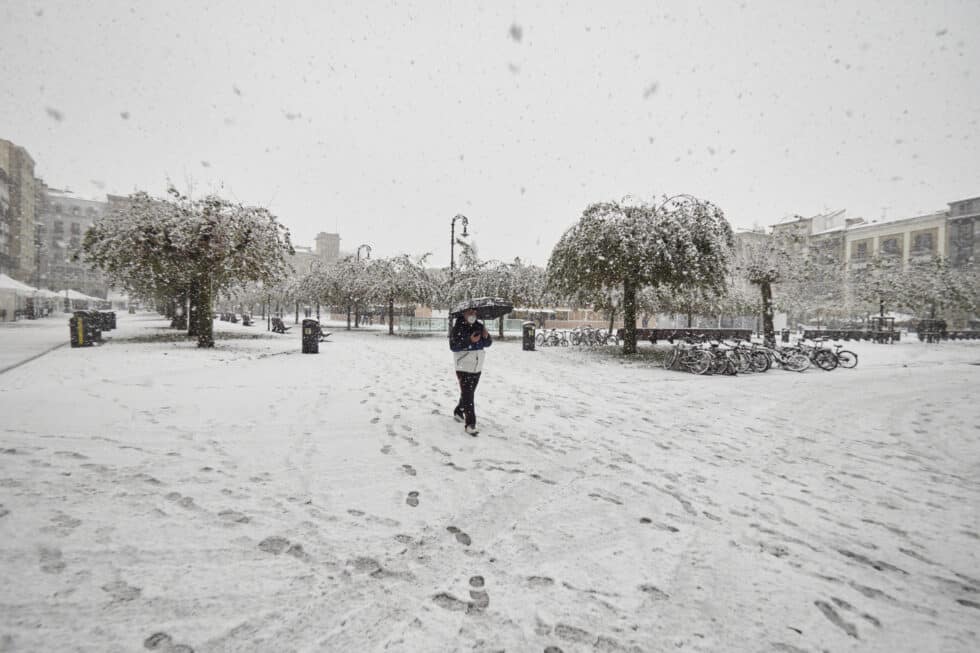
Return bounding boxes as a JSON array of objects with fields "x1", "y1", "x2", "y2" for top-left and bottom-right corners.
[{"x1": 451, "y1": 297, "x2": 514, "y2": 321}]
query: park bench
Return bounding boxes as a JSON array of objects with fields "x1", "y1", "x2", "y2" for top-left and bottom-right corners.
[
  {"x1": 271, "y1": 317, "x2": 290, "y2": 334},
  {"x1": 316, "y1": 324, "x2": 332, "y2": 341}
]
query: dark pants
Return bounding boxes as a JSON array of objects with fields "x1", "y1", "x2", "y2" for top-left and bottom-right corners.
[{"x1": 454, "y1": 371, "x2": 481, "y2": 427}]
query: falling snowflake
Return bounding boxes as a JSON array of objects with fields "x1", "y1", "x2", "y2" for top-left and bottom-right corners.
[
  {"x1": 509, "y1": 23, "x2": 523, "y2": 42},
  {"x1": 45, "y1": 107, "x2": 64, "y2": 121}
]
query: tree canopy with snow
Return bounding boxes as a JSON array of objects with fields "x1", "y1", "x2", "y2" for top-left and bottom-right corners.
[
  {"x1": 82, "y1": 187, "x2": 293, "y2": 347},
  {"x1": 547, "y1": 195, "x2": 734, "y2": 353},
  {"x1": 364, "y1": 255, "x2": 436, "y2": 334}
]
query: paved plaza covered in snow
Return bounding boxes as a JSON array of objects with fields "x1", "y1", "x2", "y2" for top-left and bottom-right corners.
[{"x1": 0, "y1": 314, "x2": 978, "y2": 652}]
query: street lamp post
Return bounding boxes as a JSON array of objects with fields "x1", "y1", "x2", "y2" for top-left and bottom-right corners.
[
  {"x1": 449, "y1": 215, "x2": 470, "y2": 336},
  {"x1": 450, "y1": 214, "x2": 469, "y2": 284},
  {"x1": 355, "y1": 244, "x2": 372, "y2": 327}
]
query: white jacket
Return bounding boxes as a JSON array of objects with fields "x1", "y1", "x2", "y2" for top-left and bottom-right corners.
[{"x1": 454, "y1": 349, "x2": 486, "y2": 374}]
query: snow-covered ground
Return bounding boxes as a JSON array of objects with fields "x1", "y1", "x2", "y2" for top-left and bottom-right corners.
[
  {"x1": 0, "y1": 314, "x2": 978, "y2": 652},
  {"x1": 0, "y1": 315, "x2": 72, "y2": 373}
]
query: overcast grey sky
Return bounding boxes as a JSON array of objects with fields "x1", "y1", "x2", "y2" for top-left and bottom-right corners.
[{"x1": 2, "y1": 0, "x2": 978, "y2": 265}]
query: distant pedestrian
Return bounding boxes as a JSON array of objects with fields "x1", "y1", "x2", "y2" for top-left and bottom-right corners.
[{"x1": 449, "y1": 308, "x2": 492, "y2": 436}]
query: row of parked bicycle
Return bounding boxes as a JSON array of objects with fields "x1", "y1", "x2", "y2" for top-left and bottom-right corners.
[
  {"x1": 663, "y1": 336, "x2": 858, "y2": 375},
  {"x1": 535, "y1": 326, "x2": 620, "y2": 347}
]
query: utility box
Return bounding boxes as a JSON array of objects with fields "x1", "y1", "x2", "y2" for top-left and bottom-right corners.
[
  {"x1": 522, "y1": 321, "x2": 536, "y2": 351},
  {"x1": 302, "y1": 319, "x2": 320, "y2": 354}
]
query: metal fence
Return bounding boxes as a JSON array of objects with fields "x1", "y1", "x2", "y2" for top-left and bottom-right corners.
[{"x1": 395, "y1": 316, "x2": 526, "y2": 333}]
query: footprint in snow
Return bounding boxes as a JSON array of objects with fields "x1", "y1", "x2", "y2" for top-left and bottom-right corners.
[
  {"x1": 469, "y1": 575, "x2": 489, "y2": 609},
  {"x1": 38, "y1": 546, "x2": 65, "y2": 574},
  {"x1": 447, "y1": 526, "x2": 472, "y2": 546},
  {"x1": 401, "y1": 464, "x2": 417, "y2": 476},
  {"x1": 102, "y1": 580, "x2": 141, "y2": 601},
  {"x1": 406, "y1": 491, "x2": 419, "y2": 507}
]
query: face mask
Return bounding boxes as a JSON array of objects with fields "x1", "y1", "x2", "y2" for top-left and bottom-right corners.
[{"x1": 466, "y1": 315, "x2": 477, "y2": 324}]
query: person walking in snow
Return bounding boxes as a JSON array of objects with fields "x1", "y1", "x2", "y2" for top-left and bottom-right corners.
[{"x1": 449, "y1": 308, "x2": 492, "y2": 436}]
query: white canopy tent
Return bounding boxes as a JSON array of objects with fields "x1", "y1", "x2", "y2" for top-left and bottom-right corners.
[
  {"x1": 0, "y1": 274, "x2": 39, "y2": 321},
  {"x1": 0, "y1": 273, "x2": 38, "y2": 293},
  {"x1": 59, "y1": 289, "x2": 104, "y2": 302}
]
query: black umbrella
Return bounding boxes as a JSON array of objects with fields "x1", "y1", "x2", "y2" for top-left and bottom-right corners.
[{"x1": 451, "y1": 297, "x2": 514, "y2": 321}]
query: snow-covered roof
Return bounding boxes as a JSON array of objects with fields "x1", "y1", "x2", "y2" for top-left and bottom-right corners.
[{"x1": 817, "y1": 209, "x2": 947, "y2": 237}]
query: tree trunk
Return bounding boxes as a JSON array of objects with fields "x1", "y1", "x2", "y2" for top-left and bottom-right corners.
[
  {"x1": 498, "y1": 314, "x2": 505, "y2": 339},
  {"x1": 295, "y1": 302, "x2": 299, "y2": 325},
  {"x1": 171, "y1": 291, "x2": 188, "y2": 330},
  {"x1": 761, "y1": 280, "x2": 775, "y2": 348},
  {"x1": 316, "y1": 302, "x2": 320, "y2": 320},
  {"x1": 388, "y1": 298, "x2": 395, "y2": 335},
  {"x1": 355, "y1": 305, "x2": 360, "y2": 328},
  {"x1": 196, "y1": 276, "x2": 214, "y2": 348},
  {"x1": 346, "y1": 304, "x2": 351, "y2": 330},
  {"x1": 187, "y1": 280, "x2": 200, "y2": 337},
  {"x1": 879, "y1": 298, "x2": 885, "y2": 318},
  {"x1": 608, "y1": 309, "x2": 615, "y2": 336},
  {"x1": 686, "y1": 311, "x2": 693, "y2": 328},
  {"x1": 622, "y1": 277, "x2": 637, "y2": 354}
]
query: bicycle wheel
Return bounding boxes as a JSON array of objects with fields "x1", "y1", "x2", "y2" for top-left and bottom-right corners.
[
  {"x1": 723, "y1": 356, "x2": 738, "y2": 376},
  {"x1": 535, "y1": 333, "x2": 545, "y2": 347},
  {"x1": 784, "y1": 353, "x2": 810, "y2": 372},
  {"x1": 732, "y1": 350, "x2": 752, "y2": 374},
  {"x1": 685, "y1": 349, "x2": 712, "y2": 375},
  {"x1": 662, "y1": 348, "x2": 679, "y2": 370},
  {"x1": 836, "y1": 349, "x2": 858, "y2": 368},
  {"x1": 750, "y1": 350, "x2": 771, "y2": 373},
  {"x1": 813, "y1": 349, "x2": 838, "y2": 371},
  {"x1": 708, "y1": 354, "x2": 726, "y2": 375},
  {"x1": 571, "y1": 333, "x2": 581, "y2": 346}
]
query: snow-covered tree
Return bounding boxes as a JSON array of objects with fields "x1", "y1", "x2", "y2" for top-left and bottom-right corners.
[
  {"x1": 896, "y1": 256, "x2": 978, "y2": 320},
  {"x1": 364, "y1": 255, "x2": 435, "y2": 334},
  {"x1": 548, "y1": 196, "x2": 734, "y2": 353},
  {"x1": 82, "y1": 187, "x2": 293, "y2": 347}
]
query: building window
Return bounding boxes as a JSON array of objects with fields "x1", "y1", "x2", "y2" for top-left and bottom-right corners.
[
  {"x1": 53, "y1": 220, "x2": 64, "y2": 234},
  {"x1": 70, "y1": 222, "x2": 81, "y2": 235},
  {"x1": 54, "y1": 204, "x2": 62, "y2": 214},
  {"x1": 880, "y1": 237, "x2": 900, "y2": 256},
  {"x1": 912, "y1": 232, "x2": 934, "y2": 254},
  {"x1": 852, "y1": 242, "x2": 868, "y2": 259}
]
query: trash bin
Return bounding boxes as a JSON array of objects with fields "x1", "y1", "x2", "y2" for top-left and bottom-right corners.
[
  {"x1": 87, "y1": 311, "x2": 104, "y2": 342},
  {"x1": 781, "y1": 329, "x2": 790, "y2": 343},
  {"x1": 69, "y1": 313, "x2": 93, "y2": 347},
  {"x1": 71, "y1": 311, "x2": 98, "y2": 347},
  {"x1": 302, "y1": 318, "x2": 320, "y2": 354},
  {"x1": 522, "y1": 321, "x2": 536, "y2": 351}
]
